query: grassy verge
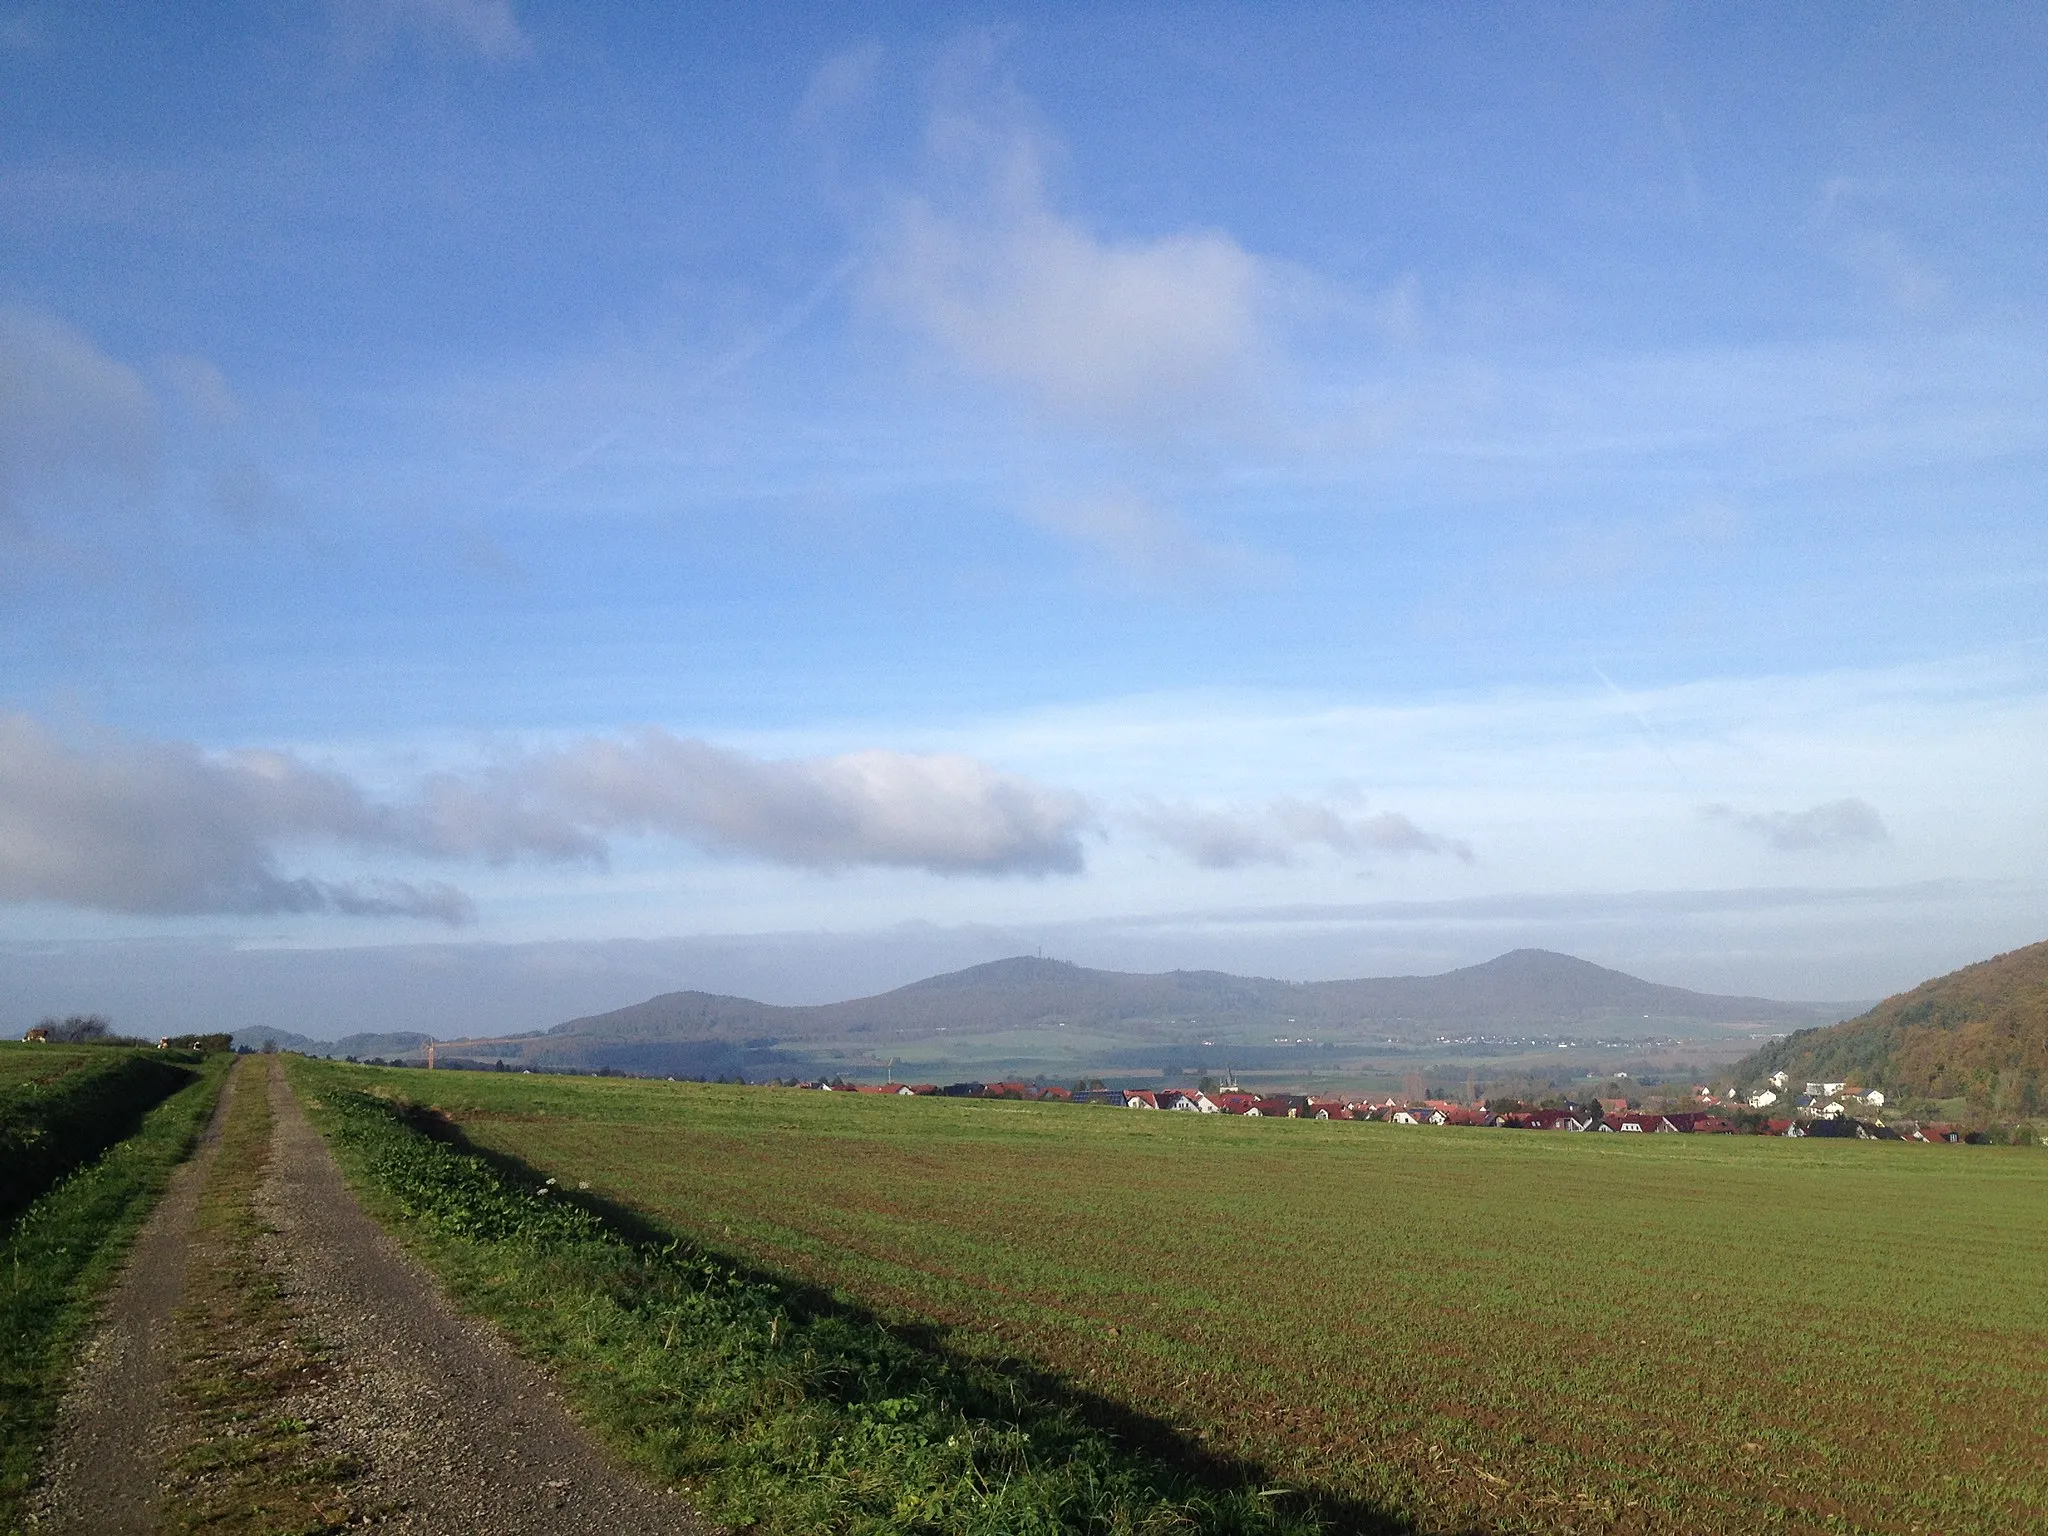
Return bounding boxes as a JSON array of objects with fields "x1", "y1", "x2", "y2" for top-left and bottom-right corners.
[
  {"x1": 1, "y1": 1048, "x2": 204, "y2": 1225},
  {"x1": 0, "y1": 1052, "x2": 230, "y2": 1531},
  {"x1": 159, "y1": 1059, "x2": 368, "y2": 1535},
  {"x1": 291, "y1": 1057, "x2": 1373, "y2": 1535}
]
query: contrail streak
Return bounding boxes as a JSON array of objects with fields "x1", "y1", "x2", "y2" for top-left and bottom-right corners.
[
  {"x1": 502, "y1": 253, "x2": 863, "y2": 508},
  {"x1": 1591, "y1": 662, "x2": 1691, "y2": 786}
]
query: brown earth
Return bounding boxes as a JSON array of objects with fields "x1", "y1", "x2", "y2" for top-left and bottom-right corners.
[{"x1": 31, "y1": 1058, "x2": 701, "y2": 1535}]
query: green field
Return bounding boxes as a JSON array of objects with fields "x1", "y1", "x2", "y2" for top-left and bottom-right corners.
[
  {"x1": 308, "y1": 1064, "x2": 2048, "y2": 1534},
  {"x1": 0, "y1": 1042, "x2": 120, "y2": 1091}
]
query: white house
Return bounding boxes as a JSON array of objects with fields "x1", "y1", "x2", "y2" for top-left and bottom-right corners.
[
  {"x1": 1863, "y1": 1089, "x2": 1885, "y2": 1106},
  {"x1": 1768, "y1": 1070, "x2": 1789, "y2": 1089},
  {"x1": 1748, "y1": 1088, "x2": 1779, "y2": 1109}
]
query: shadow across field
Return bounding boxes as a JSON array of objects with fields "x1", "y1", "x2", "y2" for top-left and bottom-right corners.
[{"x1": 390, "y1": 1100, "x2": 1426, "y2": 1535}]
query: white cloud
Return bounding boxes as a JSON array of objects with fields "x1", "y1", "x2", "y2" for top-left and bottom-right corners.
[
  {"x1": 1026, "y1": 491, "x2": 1282, "y2": 586},
  {"x1": 1133, "y1": 794, "x2": 1473, "y2": 870},
  {"x1": 1703, "y1": 798, "x2": 1890, "y2": 853},
  {"x1": 0, "y1": 716, "x2": 1090, "y2": 922},
  {"x1": 1813, "y1": 177, "x2": 1946, "y2": 312},
  {"x1": 0, "y1": 306, "x2": 158, "y2": 525},
  {"x1": 794, "y1": 42, "x2": 884, "y2": 137},
  {"x1": 873, "y1": 121, "x2": 1272, "y2": 432}
]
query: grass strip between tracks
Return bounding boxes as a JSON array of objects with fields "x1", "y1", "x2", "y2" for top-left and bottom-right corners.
[
  {"x1": 162, "y1": 1059, "x2": 370, "y2": 1536},
  {"x1": 0, "y1": 1052, "x2": 231, "y2": 1532},
  {"x1": 291, "y1": 1058, "x2": 1348, "y2": 1536}
]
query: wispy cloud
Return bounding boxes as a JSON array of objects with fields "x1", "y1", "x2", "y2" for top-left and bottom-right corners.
[
  {"x1": 1701, "y1": 797, "x2": 1890, "y2": 853},
  {"x1": 1131, "y1": 794, "x2": 1473, "y2": 870},
  {"x1": 871, "y1": 101, "x2": 1273, "y2": 434},
  {"x1": 0, "y1": 715, "x2": 1090, "y2": 923},
  {"x1": 1024, "y1": 491, "x2": 1284, "y2": 587},
  {"x1": 331, "y1": 0, "x2": 533, "y2": 63},
  {"x1": 0, "y1": 306, "x2": 293, "y2": 544},
  {"x1": 0, "y1": 306, "x2": 158, "y2": 528}
]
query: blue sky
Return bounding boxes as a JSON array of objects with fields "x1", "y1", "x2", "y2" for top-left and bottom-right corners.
[{"x1": 3, "y1": 1, "x2": 2045, "y2": 1025}]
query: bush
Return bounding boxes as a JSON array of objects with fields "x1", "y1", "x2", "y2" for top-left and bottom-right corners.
[{"x1": 37, "y1": 1014, "x2": 113, "y2": 1045}]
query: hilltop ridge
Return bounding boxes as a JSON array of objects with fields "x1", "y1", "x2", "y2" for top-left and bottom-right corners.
[{"x1": 543, "y1": 947, "x2": 1826, "y2": 1047}]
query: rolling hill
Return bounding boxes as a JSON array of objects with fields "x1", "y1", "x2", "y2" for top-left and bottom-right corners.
[
  {"x1": 541, "y1": 948, "x2": 1824, "y2": 1045},
  {"x1": 414, "y1": 949, "x2": 1842, "y2": 1075},
  {"x1": 1734, "y1": 938, "x2": 2048, "y2": 1114}
]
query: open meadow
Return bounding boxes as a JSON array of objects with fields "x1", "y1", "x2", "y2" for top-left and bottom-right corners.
[{"x1": 301, "y1": 1062, "x2": 2048, "y2": 1534}]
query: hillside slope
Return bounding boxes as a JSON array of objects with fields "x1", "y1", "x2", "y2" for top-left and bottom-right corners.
[{"x1": 1735, "y1": 938, "x2": 2048, "y2": 1113}]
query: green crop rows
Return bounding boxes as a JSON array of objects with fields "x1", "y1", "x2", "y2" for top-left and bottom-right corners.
[
  {"x1": 301, "y1": 1063, "x2": 2048, "y2": 1534},
  {"x1": 291, "y1": 1058, "x2": 1336, "y2": 1535}
]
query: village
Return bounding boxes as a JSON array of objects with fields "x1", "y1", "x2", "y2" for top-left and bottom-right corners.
[{"x1": 795, "y1": 1066, "x2": 1978, "y2": 1142}]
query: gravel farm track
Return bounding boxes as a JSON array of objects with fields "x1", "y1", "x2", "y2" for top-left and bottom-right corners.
[{"x1": 29, "y1": 1058, "x2": 700, "y2": 1535}]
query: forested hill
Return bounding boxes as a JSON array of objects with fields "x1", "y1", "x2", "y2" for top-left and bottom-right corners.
[
  {"x1": 1733, "y1": 938, "x2": 2048, "y2": 1110},
  {"x1": 543, "y1": 948, "x2": 1833, "y2": 1048}
]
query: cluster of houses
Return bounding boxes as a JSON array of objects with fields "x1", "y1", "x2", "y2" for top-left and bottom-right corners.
[
  {"x1": 806, "y1": 1077, "x2": 1964, "y2": 1140},
  {"x1": 1742, "y1": 1069, "x2": 1887, "y2": 1120}
]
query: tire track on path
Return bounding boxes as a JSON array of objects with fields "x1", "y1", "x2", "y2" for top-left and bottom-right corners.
[
  {"x1": 30, "y1": 1059, "x2": 238, "y2": 1535},
  {"x1": 31, "y1": 1059, "x2": 700, "y2": 1534}
]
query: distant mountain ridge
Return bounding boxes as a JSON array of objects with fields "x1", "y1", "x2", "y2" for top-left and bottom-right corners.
[
  {"x1": 533, "y1": 948, "x2": 1833, "y2": 1051},
  {"x1": 1734, "y1": 938, "x2": 2048, "y2": 1113}
]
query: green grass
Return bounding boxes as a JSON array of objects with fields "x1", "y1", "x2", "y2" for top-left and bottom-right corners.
[
  {"x1": 1, "y1": 1045, "x2": 207, "y2": 1224},
  {"x1": 290, "y1": 1057, "x2": 1351, "y2": 1535},
  {"x1": 298, "y1": 1063, "x2": 2048, "y2": 1534},
  {"x1": 0, "y1": 1043, "x2": 124, "y2": 1092},
  {"x1": 0, "y1": 1052, "x2": 230, "y2": 1532}
]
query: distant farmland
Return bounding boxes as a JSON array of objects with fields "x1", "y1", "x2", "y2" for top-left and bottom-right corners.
[{"x1": 317, "y1": 1065, "x2": 2048, "y2": 1533}]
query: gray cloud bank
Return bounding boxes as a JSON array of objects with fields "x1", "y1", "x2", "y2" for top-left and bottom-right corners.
[
  {"x1": 1134, "y1": 795, "x2": 1473, "y2": 869},
  {"x1": 0, "y1": 715, "x2": 1089, "y2": 920}
]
